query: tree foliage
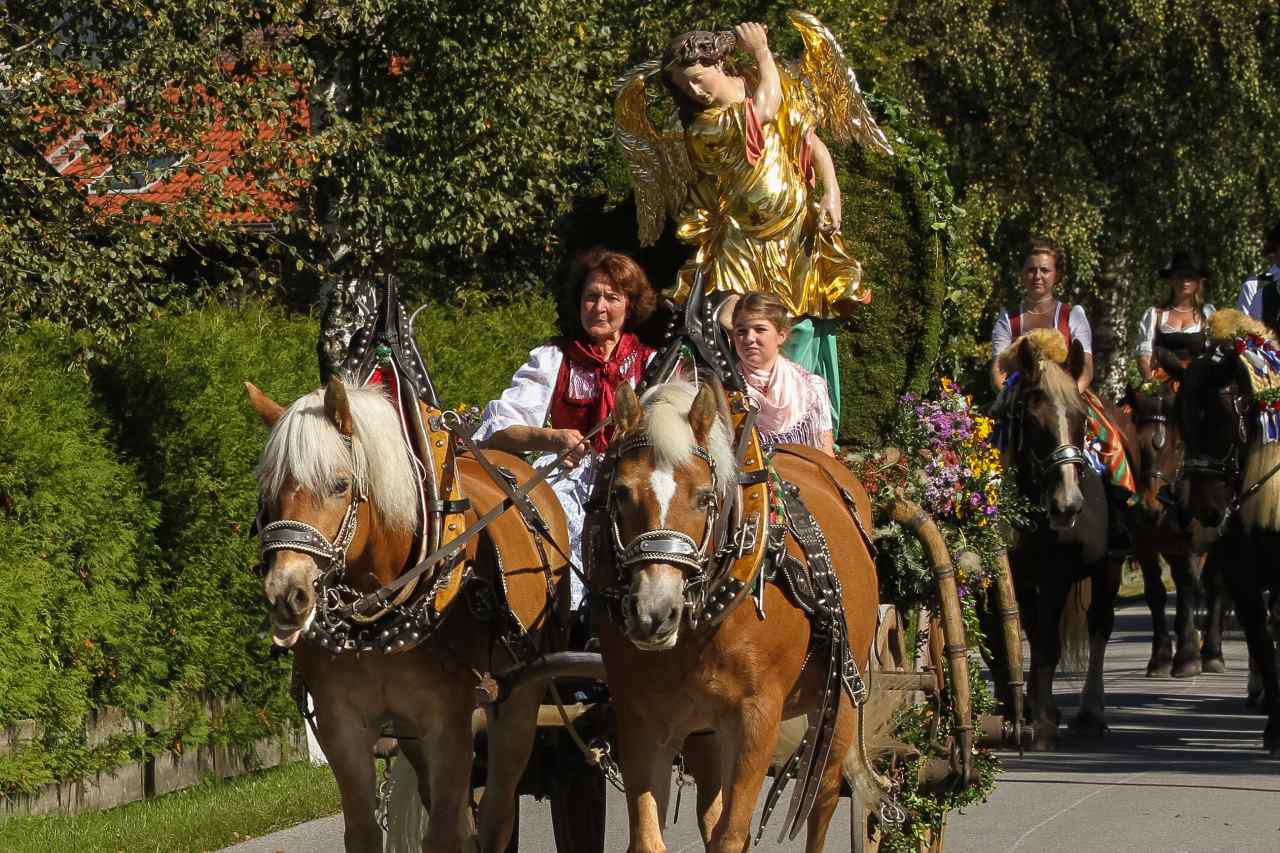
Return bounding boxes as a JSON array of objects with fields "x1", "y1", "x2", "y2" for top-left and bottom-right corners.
[{"x1": 899, "y1": 0, "x2": 1280, "y2": 388}]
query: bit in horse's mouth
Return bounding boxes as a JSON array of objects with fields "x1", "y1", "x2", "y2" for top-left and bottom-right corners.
[
  {"x1": 270, "y1": 609, "x2": 315, "y2": 648},
  {"x1": 629, "y1": 625, "x2": 680, "y2": 651}
]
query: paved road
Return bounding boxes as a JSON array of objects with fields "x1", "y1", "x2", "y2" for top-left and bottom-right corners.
[{"x1": 225, "y1": 604, "x2": 1280, "y2": 853}]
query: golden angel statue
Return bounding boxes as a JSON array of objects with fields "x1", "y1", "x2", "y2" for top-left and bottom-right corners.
[{"x1": 613, "y1": 12, "x2": 892, "y2": 434}]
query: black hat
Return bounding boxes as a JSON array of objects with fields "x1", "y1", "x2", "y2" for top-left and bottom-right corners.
[{"x1": 1158, "y1": 249, "x2": 1208, "y2": 279}]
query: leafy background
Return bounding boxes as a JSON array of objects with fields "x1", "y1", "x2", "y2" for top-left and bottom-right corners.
[{"x1": 2, "y1": 0, "x2": 1279, "y2": 793}]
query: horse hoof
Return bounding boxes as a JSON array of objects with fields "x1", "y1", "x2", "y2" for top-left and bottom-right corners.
[
  {"x1": 1068, "y1": 712, "x2": 1109, "y2": 736},
  {"x1": 1145, "y1": 660, "x2": 1172, "y2": 678},
  {"x1": 1171, "y1": 657, "x2": 1202, "y2": 679},
  {"x1": 1201, "y1": 656, "x2": 1226, "y2": 674},
  {"x1": 1027, "y1": 736, "x2": 1057, "y2": 753}
]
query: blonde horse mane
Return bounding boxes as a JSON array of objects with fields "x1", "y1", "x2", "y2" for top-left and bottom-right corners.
[
  {"x1": 997, "y1": 329, "x2": 1085, "y2": 415},
  {"x1": 1209, "y1": 307, "x2": 1270, "y2": 341},
  {"x1": 255, "y1": 381, "x2": 420, "y2": 532},
  {"x1": 638, "y1": 381, "x2": 736, "y2": 492}
]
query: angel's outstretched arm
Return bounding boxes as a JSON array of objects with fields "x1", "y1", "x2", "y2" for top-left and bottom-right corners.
[
  {"x1": 808, "y1": 131, "x2": 842, "y2": 232},
  {"x1": 736, "y1": 22, "x2": 780, "y2": 124}
]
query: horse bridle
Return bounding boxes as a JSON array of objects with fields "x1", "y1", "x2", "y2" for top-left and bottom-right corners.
[
  {"x1": 257, "y1": 435, "x2": 376, "y2": 637},
  {"x1": 606, "y1": 433, "x2": 721, "y2": 586},
  {"x1": 1134, "y1": 404, "x2": 1174, "y2": 492},
  {"x1": 258, "y1": 434, "x2": 367, "y2": 576},
  {"x1": 1180, "y1": 387, "x2": 1249, "y2": 487},
  {"x1": 1006, "y1": 393, "x2": 1087, "y2": 484},
  {"x1": 599, "y1": 432, "x2": 752, "y2": 629}
]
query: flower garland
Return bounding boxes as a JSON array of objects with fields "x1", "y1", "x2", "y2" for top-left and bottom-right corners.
[
  {"x1": 846, "y1": 377, "x2": 1026, "y2": 603},
  {"x1": 1233, "y1": 335, "x2": 1280, "y2": 444}
]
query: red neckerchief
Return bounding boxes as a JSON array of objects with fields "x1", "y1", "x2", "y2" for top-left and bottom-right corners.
[{"x1": 550, "y1": 333, "x2": 653, "y2": 452}]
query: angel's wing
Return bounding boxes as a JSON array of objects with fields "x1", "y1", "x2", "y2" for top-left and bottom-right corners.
[
  {"x1": 613, "y1": 61, "x2": 693, "y2": 247},
  {"x1": 786, "y1": 10, "x2": 892, "y2": 156}
]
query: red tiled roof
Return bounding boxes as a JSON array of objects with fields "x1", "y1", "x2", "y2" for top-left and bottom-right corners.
[{"x1": 41, "y1": 74, "x2": 309, "y2": 227}]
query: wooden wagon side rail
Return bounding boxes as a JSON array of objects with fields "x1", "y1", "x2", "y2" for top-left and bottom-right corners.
[{"x1": 889, "y1": 497, "x2": 977, "y2": 789}]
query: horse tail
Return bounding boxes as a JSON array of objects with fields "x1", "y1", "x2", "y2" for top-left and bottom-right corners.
[
  {"x1": 384, "y1": 755, "x2": 428, "y2": 853},
  {"x1": 1059, "y1": 578, "x2": 1092, "y2": 672}
]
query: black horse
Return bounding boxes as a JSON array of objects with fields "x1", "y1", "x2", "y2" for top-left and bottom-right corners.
[
  {"x1": 1177, "y1": 326, "x2": 1280, "y2": 754},
  {"x1": 1125, "y1": 381, "x2": 1216, "y2": 678},
  {"x1": 985, "y1": 332, "x2": 1124, "y2": 750}
]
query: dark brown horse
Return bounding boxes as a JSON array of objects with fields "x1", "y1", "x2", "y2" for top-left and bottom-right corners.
[
  {"x1": 1175, "y1": 311, "x2": 1280, "y2": 754},
  {"x1": 993, "y1": 331, "x2": 1124, "y2": 749},
  {"x1": 588, "y1": 380, "x2": 883, "y2": 853},
  {"x1": 1125, "y1": 385, "x2": 1214, "y2": 678},
  {"x1": 247, "y1": 377, "x2": 570, "y2": 852}
]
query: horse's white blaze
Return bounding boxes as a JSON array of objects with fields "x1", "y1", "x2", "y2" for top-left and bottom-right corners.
[
  {"x1": 1055, "y1": 404, "x2": 1079, "y2": 496},
  {"x1": 650, "y1": 465, "x2": 677, "y2": 527}
]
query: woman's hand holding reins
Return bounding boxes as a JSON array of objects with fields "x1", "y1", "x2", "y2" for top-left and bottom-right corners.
[{"x1": 549, "y1": 428, "x2": 588, "y2": 466}]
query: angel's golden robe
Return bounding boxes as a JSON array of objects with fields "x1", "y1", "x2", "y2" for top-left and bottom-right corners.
[{"x1": 670, "y1": 72, "x2": 870, "y2": 319}]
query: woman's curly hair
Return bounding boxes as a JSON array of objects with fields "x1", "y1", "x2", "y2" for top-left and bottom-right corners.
[{"x1": 560, "y1": 248, "x2": 658, "y2": 340}]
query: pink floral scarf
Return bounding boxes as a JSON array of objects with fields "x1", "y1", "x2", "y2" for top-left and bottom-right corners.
[{"x1": 744, "y1": 358, "x2": 821, "y2": 436}]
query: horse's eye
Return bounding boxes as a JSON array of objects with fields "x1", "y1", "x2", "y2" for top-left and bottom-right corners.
[
  {"x1": 695, "y1": 489, "x2": 716, "y2": 509},
  {"x1": 331, "y1": 478, "x2": 351, "y2": 496},
  {"x1": 611, "y1": 483, "x2": 633, "y2": 504}
]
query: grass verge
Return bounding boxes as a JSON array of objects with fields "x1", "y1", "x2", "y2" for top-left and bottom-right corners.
[{"x1": 0, "y1": 760, "x2": 339, "y2": 853}]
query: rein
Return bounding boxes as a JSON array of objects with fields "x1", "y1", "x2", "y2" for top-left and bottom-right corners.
[
  {"x1": 259, "y1": 414, "x2": 607, "y2": 654},
  {"x1": 338, "y1": 414, "x2": 612, "y2": 622}
]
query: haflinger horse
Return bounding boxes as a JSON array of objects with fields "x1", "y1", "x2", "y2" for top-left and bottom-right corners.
[
  {"x1": 1125, "y1": 377, "x2": 1213, "y2": 678},
  {"x1": 994, "y1": 330, "x2": 1126, "y2": 750},
  {"x1": 246, "y1": 376, "x2": 570, "y2": 852},
  {"x1": 1176, "y1": 309, "x2": 1280, "y2": 754},
  {"x1": 587, "y1": 379, "x2": 883, "y2": 853}
]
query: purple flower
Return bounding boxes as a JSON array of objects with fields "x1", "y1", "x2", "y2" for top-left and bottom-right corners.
[{"x1": 969, "y1": 493, "x2": 982, "y2": 507}]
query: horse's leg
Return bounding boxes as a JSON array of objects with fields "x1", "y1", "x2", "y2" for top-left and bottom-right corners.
[
  {"x1": 477, "y1": 679, "x2": 542, "y2": 853},
  {"x1": 680, "y1": 731, "x2": 723, "y2": 847},
  {"x1": 1072, "y1": 559, "x2": 1121, "y2": 735},
  {"x1": 1170, "y1": 553, "x2": 1205, "y2": 678},
  {"x1": 316, "y1": 709, "x2": 383, "y2": 853},
  {"x1": 1222, "y1": 537, "x2": 1280, "y2": 752},
  {"x1": 802, "y1": 696, "x2": 856, "y2": 853},
  {"x1": 1201, "y1": 552, "x2": 1228, "y2": 673},
  {"x1": 1136, "y1": 547, "x2": 1172, "y2": 676},
  {"x1": 419, "y1": 713, "x2": 478, "y2": 853},
  {"x1": 1028, "y1": 578, "x2": 1068, "y2": 750},
  {"x1": 708, "y1": 697, "x2": 783, "y2": 853},
  {"x1": 615, "y1": 705, "x2": 676, "y2": 853},
  {"x1": 974, "y1": 587, "x2": 1014, "y2": 716}
]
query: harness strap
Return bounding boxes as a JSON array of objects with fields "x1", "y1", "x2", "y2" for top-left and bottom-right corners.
[{"x1": 338, "y1": 416, "x2": 612, "y2": 620}]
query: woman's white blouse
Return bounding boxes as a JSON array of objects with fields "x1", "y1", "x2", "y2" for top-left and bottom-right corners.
[
  {"x1": 991, "y1": 303, "x2": 1093, "y2": 356},
  {"x1": 1134, "y1": 305, "x2": 1217, "y2": 357},
  {"x1": 473, "y1": 343, "x2": 653, "y2": 607}
]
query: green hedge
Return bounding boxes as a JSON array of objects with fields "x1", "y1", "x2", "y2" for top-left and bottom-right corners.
[
  {"x1": 102, "y1": 304, "x2": 322, "y2": 751},
  {"x1": 0, "y1": 324, "x2": 164, "y2": 792},
  {"x1": 0, "y1": 297, "x2": 560, "y2": 795},
  {"x1": 414, "y1": 290, "x2": 560, "y2": 407}
]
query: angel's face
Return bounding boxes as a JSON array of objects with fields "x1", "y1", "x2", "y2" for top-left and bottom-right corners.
[{"x1": 669, "y1": 61, "x2": 740, "y2": 109}]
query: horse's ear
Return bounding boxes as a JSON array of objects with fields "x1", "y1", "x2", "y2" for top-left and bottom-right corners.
[
  {"x1": 244, "y1": 381, "x2": 285, "y2": 428},
  {"x1": 614, "y1": 382, "x2": 644, "y2": 436},
  {"x1": 689, "y1": 384, "x2": 718, "y2": 445},
  {"x1": 1067, "y1": 338, "x2": 1087, "y2": 381},
  {"x1": 324, "y1": 378, "x2": 355, "y2": 437},
  {"x1": 1016, "y1": 338, "x2": 1041, "y2": 384}
]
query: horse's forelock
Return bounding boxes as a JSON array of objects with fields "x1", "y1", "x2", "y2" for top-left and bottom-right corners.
[
  {"x1": 638, "y1": 381, "x2": 735, "y2": 491},
  {"x1": 1031, "y1": 359, "x2": 1086, "y2": 418},
  {"x1": 256, "y1": 381, "x2": 420, "y2": 532}
]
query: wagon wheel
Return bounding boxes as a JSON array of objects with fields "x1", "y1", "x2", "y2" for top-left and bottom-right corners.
[
  {"x1": 548, "y1": 727, "x2": 606, "y2": 853},
  {"x1": 850, "y1": 605, "x2": 949, "y2": 853}
]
